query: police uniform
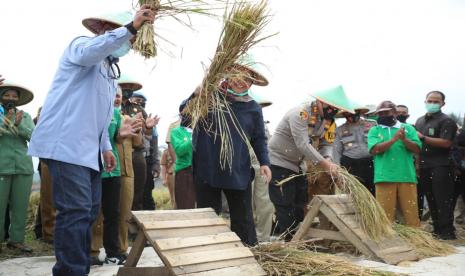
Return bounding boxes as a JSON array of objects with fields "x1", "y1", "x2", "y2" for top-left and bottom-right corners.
[{"x1": 334, "y1": 118, "x2": 376, "y2": 194}]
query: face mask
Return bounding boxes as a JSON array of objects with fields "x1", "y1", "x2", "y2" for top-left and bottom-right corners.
[
  {"x1": 396, "y1": 115, "x2": 409, "y2": 123},
  {"x1": 111, "y1": 41, "x2": 131, "y2": 58},
  {"x1": 122, "y1": 90, "x2": 133, "y2": 100},
  {"x1": 2, "y1": 100, "x2": 16, "y2": 111},
  {"x1": 345, "y1": 114, "x2": 360, "y2": 123},
  {"x1": 377, "y1": 115, "x2": 396, "y2": 126},
  {"x1": 227, "y1": 88, "x2": 249, "y2": 97},
  {"x1": 140, "y1": 102, "x2": 146, "y2": 108},
  {"x1": 323, "y1": 106, "x2": 338, "y2": 120},
  {"x1": 425, "y1": 103, "x2": 441, "y2": 114}
]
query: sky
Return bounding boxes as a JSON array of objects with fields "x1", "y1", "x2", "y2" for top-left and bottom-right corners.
[{"x1": 1, "y1": 0, "x2": 465, "y2": 144}]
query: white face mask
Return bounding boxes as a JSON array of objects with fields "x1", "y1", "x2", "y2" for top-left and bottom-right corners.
[{"x1": 111, "y1": 41, "x2": 131, "y2": 58}]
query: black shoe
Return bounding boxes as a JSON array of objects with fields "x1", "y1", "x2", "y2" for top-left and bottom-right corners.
[
  {"x1": 103, "y1": 255, "x2": 126, "y2": 266},
  {"x1": 90, "y1": 256, "x2": 103, "y2": 266},
  {"x1": 6, "y1": 242, "x2": 33, "y2": 253},
  {"x1": 439, "y1": 232, "x2": 456, "y2": 240}
]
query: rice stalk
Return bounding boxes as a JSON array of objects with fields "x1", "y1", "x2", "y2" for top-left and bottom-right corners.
[
  {"x1": 182, "y1": 0, "x2": 273, "y2": 170},
  {"x1": 393, "y1": 224, "x2": 456, "y2": 258},
  {"x1": 134, "y1": 0, "x2": 161, "y2": 59},
  {"x1": 253, "y1": 242, "x2": 400, "y2": 276}
]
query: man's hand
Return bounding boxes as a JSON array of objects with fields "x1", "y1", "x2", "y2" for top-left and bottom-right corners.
[
  {"x1": 103, "y1": 150, "x2": 116, "y2": 172},
  {"x1": 260, "y1": 165, "x2": 272, "y2": 184},
  {"x1": 133, "y1": 4, "x2": 157, "y2": 30},
  {"x1": 319, "y1": 159, "x2": 339, "y2": 178},
  {"x1": 119, "y1": 117, "x2": 143, "y2": 138},
  {"x1": 395, "y1": 127, "x2": 406, "y2": 141},
  {"x1": 14, "y1": 110, "x2": 23, "y2": 126},
  {"x1": 416, "y1": 131, "x2": 424, "y2": 140},
  {"x1": 0, "y1": 75, "x2": 4, "y2": 86},
  {"x1": 146, "y1": 114, "x2": 160, "y2": 129}
]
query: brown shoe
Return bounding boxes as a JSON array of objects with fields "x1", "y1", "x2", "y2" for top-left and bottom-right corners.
[{"x1": 7, "y1": 242, "x2": 33, "y2": 253}]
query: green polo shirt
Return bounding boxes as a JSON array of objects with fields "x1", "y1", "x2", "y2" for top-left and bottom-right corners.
[
  {"x1": 101, "y1": 109, "x2": 122, "y2": 178},
  {"x1": 170, "y1": 126, "x2": 193, "y2": 172},
  {"x1": 367, "y1": 123, "x2": 421, "y2": 184}
]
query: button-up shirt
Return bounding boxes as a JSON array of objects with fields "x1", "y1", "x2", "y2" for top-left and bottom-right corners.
[
  {"x1": 28, "y1": 27, "x2": 133, "y2": 171},
  {"x1": 333, "y1": 119, "x2": 376, "y2": 164}
]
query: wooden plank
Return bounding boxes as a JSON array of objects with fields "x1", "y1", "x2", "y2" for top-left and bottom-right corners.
[
  {"x1": 156, "y1": 232, "x2": 240, "y2": 251},
  {"x1": 319, "y1": 204, "x2": 377, "y2": 259},
  {"x1": 292, "y1": 197, "x2": 323, "y2": 241},
  {"x1": 165, "y1": 247, "x2": 254, "y2": 267},
  {"x1": 136, "y1": 211, "x2": 218, "y2": 222},
  {"x1": 303, "y1": 228, "x2": 348, "y2": 242},
  {"x1": 338, "y1": 214, "x2": 361, "y2": 229},
  {"x1": 124, "y1": 231, "x2": 147, "y2": 267},
  {"x1": 172, "y1": 257, "x2": 257, "y2": 275},
  {"x1": 117, "y1": 267, "x2": 169, "y2": 276},
  {"x1": 146, "y1": 225, "x2": 231, "y2": 240},
  {"x1": 180, "y1": 263, "x2": 266, "y2": 276},
  {"x1": 144, "y1": 218, "x2": 227, "y2": 230},
  {"x1": 380, "y1": 249, "x2": 418, "y2": 264},
  {"x1": 163, "y1": 241, "x2": 244, "y2": 255},
  {"x1": 133, "y1": 208, "x2": 214, "y2": 215},
  {"x1": 317, "y1": 195, "x2": 351, "y2": 204},
  {"x1": 330, "y1": 202, "x2": 357, "y2": 215}
]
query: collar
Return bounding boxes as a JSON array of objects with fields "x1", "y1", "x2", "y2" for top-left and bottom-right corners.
[
  {"x1": 425, "y1": 110, "x2": 442, "y2": 120},
  {"x1": 379, "y1": 121, "x2": 401, "y2": 129}
]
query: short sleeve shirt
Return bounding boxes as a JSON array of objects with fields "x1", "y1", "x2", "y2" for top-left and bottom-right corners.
[{"x1": 415, "y1": 112, "x2": 457, "y2": 168}]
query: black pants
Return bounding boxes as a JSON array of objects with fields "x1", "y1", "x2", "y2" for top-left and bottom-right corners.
[
  {"x1": 268, "y1": 165, "x2": 307, "y2": 241},
  {"x1": 143, "y1": 159, "x2": 156, "y2": 210},
  {"x1": 132, "y1": 151, "x2": 147, "y2": 210},
  {"x1": 195, "y1": 178, "x2": 257, "y2": 246},
  {"x1": 101, "y1": 177, "x2": 121, "y2": 257},
  {"x1": 340, "y1": 156, "x2": 375, "y2": 195},
  {"x1": 420, "y1": 166, "x2": 455, "y2": 236}
]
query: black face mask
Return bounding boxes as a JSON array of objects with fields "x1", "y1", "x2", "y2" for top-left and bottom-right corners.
[
  {"x1": 2, "y1": 100, "x2": 16, "y2": 111},
  {"x1": 140, "y1": 102, "x2": 146, "y2": 108},
  {"x1": 122, "y1": 90, "x2": 133, "y2": 100},
  {"x1": 377, "y1": 115, "x2": 396, "y2": 126},
  {"x1": 323, "y1": 106, "x2": 338, "y2": 120},
  {"x1": 396, "y1": 115, "x2": 409, "y2": 123},
  {"x1": 345, "y1": 114, "x2": 360, "y2": 123}
]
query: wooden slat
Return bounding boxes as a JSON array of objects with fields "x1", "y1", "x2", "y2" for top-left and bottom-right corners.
[
  {"x1": 156, "y1": 232, "x2": 240, "y2": 251},
  {"x1": 143, "y1": 218, "x2": 226, "y2": 230},
  {"x1": 133, "y1": 208, "x2": 214, "y2": 215},
  {"x1": 317, "y1": 194, "x2": 351, "y2": 204},
  {"x1": 163, "y1": 241, "x2": 244, "y2": 255},
  {"x1": 147, "y1": 225, "x2": 231, "y2": 240},
  {"x1": 117, "y1": 267, "x2": 169, "y2": 276},
  {"x1": 172, "y1": 257, "x2": 257, "y2": 275},
  {"x1": 136, "y1": 211, "x2": 218, "y2": 222},
  {"x1": 338, "y1": 214, "x2": 361, "y2": 229},
  {"x1": 165, "y1": 247, "x2": 254, "y2": 267},
  {"x1": 180, "y1": 263, "x2": 266, "y2": 276},
  {"x1": 124, "y1": 231, "x2": 147, "y2": 267},
  {"x1": 330, "y1": 202, "x2": 357, "y2": 215},
  {"x1": 292, "y1": 197, "x2": 323, "y2": 241},
  {"x1": 304, "y1": 228, "x2": 348, "y2": 242}
]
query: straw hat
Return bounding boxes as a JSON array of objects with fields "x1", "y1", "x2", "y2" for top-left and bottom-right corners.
[
  {"x1": 82, "y1": 11, "x2": 133, "y2": 34},
  {"x1": 118, "y1": 74, "x2": 143, "y2": 92},
  {"x1": 231, "y1": 54, "x2": 269, "y2": 86},
  {"x1": 310, "y1": 85, "x2": 355, "y2": 114},
  {"x1": 249, "y1": 90, "x2": 272, "y2": 107},
  {"x1": 0, "y1": 82, "x2": 34, "y2": 107},
  {"x1": 335, "y1": 100, "x2": 369, "y2": 118}
]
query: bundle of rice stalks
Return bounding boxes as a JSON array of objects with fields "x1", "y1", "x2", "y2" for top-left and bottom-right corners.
[
  {"x1": 253, "y1": 242, "x2": 398, "y2": 276},
  {"x1": 133, "y1": 0, "x2": 228, "y2": 59},
  {"x1": 276, "y1": 167, "x2": 394, "y2": 241},
  {"x1": 183, "y1": 0, "x2": 273, "y2": 169},
  {"x1": 393, "y1": 224, "x2": 456, "y2": 258}
]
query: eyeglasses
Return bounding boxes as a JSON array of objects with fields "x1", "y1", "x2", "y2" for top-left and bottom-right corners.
[{"x1": 109, "y1": 62, "x2": 121, "y2": 80}]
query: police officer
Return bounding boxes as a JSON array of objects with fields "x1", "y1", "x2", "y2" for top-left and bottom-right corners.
[
  {"x1": 268, "y1": 86, "x2": 354, "y2": 240},
  {"x1": 334, "y1": 103, "x2": 376, "y2": 195}
]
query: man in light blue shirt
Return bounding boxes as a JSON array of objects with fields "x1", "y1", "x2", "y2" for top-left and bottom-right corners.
[{"x1": 28, "y1": 5, "x2": 155, "y2": 276}]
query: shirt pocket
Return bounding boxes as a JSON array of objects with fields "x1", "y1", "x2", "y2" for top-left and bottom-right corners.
[
  {"x1": 97, "y1": 64, "x2": 112, "y2": 96},
  {"x1": 341, "y1": 135, "x2": 358, "y2": 151}
]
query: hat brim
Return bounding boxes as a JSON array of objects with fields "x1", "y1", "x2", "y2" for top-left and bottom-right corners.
[
  {"x1": 335, "y1": 107, "x2": 369, "y2": 118},
  {"x1": 82, "y1": 17, "x2": 122, "y2": 34},
  {"x1": 118, "y1": 82, "x2": 143, "y2": 92},
  {"x1": 259, "y1": 101, "x2": 272, "y2": 108},
  {"x1": 231, "y1": 64, "x2": 269, "y2": 86},
  {"x1": 0, "y1": 84, "x2": 34, "y2": 106},
  {"x1": 313, "y1": 96, "x2": 355, "y2": 114},
  {"x1": 375, "y1": 107, "x2": 394, "y2": 114}
]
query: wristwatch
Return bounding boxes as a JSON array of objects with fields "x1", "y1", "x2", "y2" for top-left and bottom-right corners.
[{"x1": 125, "y1": 22, "x2": 138, "y2": 35}]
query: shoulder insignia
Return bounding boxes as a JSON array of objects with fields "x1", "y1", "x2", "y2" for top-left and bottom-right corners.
[{"x1": 300, "y1": 110, "x2": 309, "y2": 121}]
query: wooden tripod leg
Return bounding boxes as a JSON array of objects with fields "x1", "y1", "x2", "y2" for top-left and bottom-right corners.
[
  {"x1": 292, "y1": 198, "x2": 323, "y2": 241},
  {"x1": 124, "y1": 231, "x2": 147, "y2": 267}
]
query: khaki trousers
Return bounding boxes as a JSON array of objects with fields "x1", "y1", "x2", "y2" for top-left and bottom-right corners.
[
  {"x1": 39, "y1": 162, "x2": 56, "y2": 242},
  {"x1": 376, "y1": 182, "x2": 420, "y2": 227},
  {"x1": 252, "y1": 168, "x2": 274, "y2": 242}
]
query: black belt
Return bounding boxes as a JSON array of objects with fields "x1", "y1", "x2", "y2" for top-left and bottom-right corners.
[{"x1": 341, "y1": 156, "x2": 373, "y2": 166}]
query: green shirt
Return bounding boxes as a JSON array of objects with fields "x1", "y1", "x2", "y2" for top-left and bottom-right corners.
[
  {"x1": 101, "y1": 109, "x2": 122, "y2": 178},
  {"x1": 0, "y1": 109, "x2": 34, "y2": 175},
  {"x1": 170, "y1": 126, "x2": 193, "y2": 172},
  {"x1": 367, "y1": 123, "x2": 421, "y2": 184}
]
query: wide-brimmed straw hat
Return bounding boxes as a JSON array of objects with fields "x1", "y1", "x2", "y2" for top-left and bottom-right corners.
[
  {"x1": 335, "y1": 100, "x2": 369, "y2": 118},
  {"x1": 82, "y1": 11, "x2": 133, "y2": 34},
  {"x1": 118, "y1": 74, "x2": 143, "y2": 92},
  {"x1": 230, "y1": 54, "x2": 269, "y2": 86},
  {"x1": 310, "y1": 85, "x2": 355, "y2": 114},
  {"x1": 249, "y1": 90, "x2": 272, "y2": 107},
  {"x1": 0, "y1": 82, "x2": 34, "y2": 106}
]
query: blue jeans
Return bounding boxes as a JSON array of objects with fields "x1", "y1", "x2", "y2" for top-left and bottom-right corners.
[{"x1": 45, "y1": 159, "x2": 101, "y2": 276}]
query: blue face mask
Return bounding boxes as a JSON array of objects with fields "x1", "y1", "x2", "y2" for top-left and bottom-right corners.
[
  {"x1": 227, "y1": 88, "x2": 249, "y2": 97},
  {"x1": 111, "y1": 41, "x2": 131, "y2": 58},
  {"x1": 425, "y1": 103, "x2": 441, "y2": 113}
]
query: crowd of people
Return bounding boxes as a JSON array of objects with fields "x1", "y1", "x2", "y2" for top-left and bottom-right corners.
[{"x1": 1, "y1": 5, "x2": 464, "y2": 276}]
